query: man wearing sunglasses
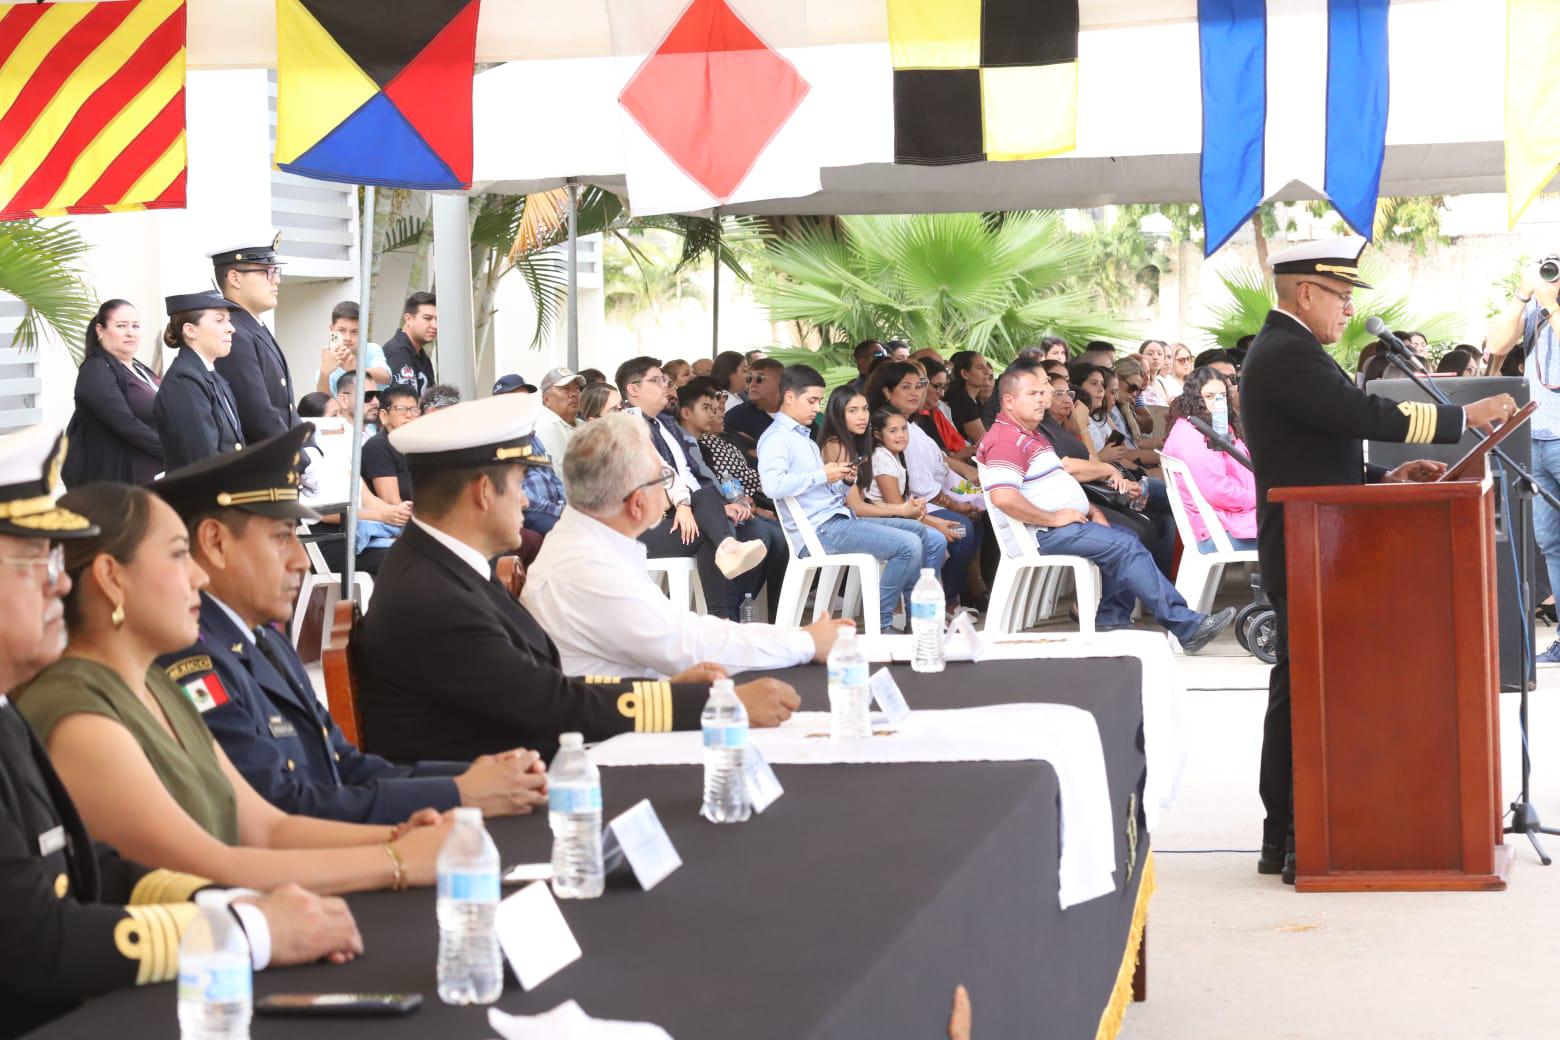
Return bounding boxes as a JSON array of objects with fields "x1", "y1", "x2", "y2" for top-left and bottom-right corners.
[
  {"x1": 1241, "y1": 237, "x2": 1517, "y2": 886},
  {"x1": 209, "y1": 233, "x2": 301, "y2": 443}
]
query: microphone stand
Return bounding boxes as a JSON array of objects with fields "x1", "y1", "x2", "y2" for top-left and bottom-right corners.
[{"x1": 1377, "y1": 341, "x2": 1560, "y2": 863}]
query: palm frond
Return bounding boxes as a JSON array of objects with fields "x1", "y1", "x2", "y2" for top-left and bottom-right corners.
[
  {"x1": 513, "y1": 252, "x2": 571, "y2": 350},
  {"x1": 379, "y1": 215, "x2": 428, "y2": 253},
  {"x1": 0, "y1": 221, "x2": 97, "y2": 361}
]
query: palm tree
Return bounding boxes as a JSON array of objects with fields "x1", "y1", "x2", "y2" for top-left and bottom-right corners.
[
  {"x1": 756, "y1": 211, "x2": 1128, "y2": 378},
  {"x1": 1198, "y1": 263, "x2": 1463, "y2": 370},
  {"x1": 0, "y1": 220, "x2": 97, "y2": 363}
]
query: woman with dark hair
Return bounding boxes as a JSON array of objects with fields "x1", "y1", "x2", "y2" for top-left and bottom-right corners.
[
  {"x1": 16, "y1": 483, "x2": 450, "y2": 894},
  {"x1": 1137, "y1": 340, "x2": 1169, "y2": 406},
  {"x1": 151, "y1": 291, "x2": 247, "y2": 472},
  {"x1": 915, "y1": 357, "x2": 972, "y2": 457},
  {"x1": 944, "y1": 350, "x2": 994, "y2": 443},
  {"x1": 578, "y1": 382, "x2": 621, "y2": 421},
  {"x1": 711, "y1": 350, "x2": 750, "y2": 412},
  {"x1": 1160, "y1": 366, "x2": 1258, "y2": 552},
  {"x1": 815, "y1": 387, "x2": 929, "y2": 525},
  {"x1": 1041, "y1": 335, "x2": 1070, "y2": 364},
  {"x1": 61, "y1": 300, "x2": 164, "y2": 487},
  {"x1": 296, "y1": 391, "x2": 339, "y2": 418},
  {"x1": 1436, "y1": 346, "x2": 1481, "y2": 378}
]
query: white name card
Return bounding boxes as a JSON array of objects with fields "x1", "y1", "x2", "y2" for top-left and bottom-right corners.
[
  {"x1": 603, "y1": 799, "x2": 682, "y2": 892},
  {"x1": 742, "y1": 744, "x2": 784, "y2": 812},
  {"x1": 496, "y1": 881, "x2": 582, "y2": 991},
  {"x1": 869, "y1": 668, "x2": 913, "y2": 725}
]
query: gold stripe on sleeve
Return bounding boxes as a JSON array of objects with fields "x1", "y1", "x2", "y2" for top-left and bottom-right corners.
[
  {"x1": 117, "y1": 903, "x2": 199, "y2": 984},
  {"x1": 631, "y1": 681, "x2": 673, "y2": 733},
  {"x1": 131, "y1": 869, "x2": 209, "y2": 906},
  {"x1": 617, "y1": 690, "x2": 644, "y2": 732}
]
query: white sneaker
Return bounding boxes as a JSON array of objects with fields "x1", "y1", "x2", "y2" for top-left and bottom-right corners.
[{"x1": 715, "y1": 537, "x2": 767, "y2": 579}]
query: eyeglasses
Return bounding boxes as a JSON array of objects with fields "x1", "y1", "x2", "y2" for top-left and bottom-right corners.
[
  {"x1": 234, "y1": 265, "x2": 281, "y2": 282},
  {"x1": 0, "y1": 544, "x2": 64, "y2": 585},
  {"x1": 388, "y1": 404, "x2": 421, "y2": 417},
  {"x1": 1125, "y1": 380, "x2": 1144, "y2": 394},
  {"x1": 899, "y1": 380, "x2": 928, "y2": 391},
  {"x1": 1174, "y1": 354, "x2": 1194, "y2": 365},
  {"x1": 1300, "y1": 281, "x2": 1355, "y2": 310},
  {"x1": 632, "y1": 376, "x2": 670, "y2": 388},
  {"x1": 624, "y1": 464, "x2": 676, "y2": 503},
  {"x1": 928, "y1": 381, "x2": 948, "y2": 392}
]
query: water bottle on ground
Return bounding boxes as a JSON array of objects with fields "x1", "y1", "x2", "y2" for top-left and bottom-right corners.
[
  {"x1": 178, "y1": 892, "x2": 252, "y2": 1040},
  {"x1": 739, "y1": 592, "x2": 756, "y2": 624},
  {"x1": 701, "y1": 677, "x2": 752, "y2": 823},
  {"x1": 549, "y1": 732, "x2": 604, "y2": 899},
  {"x1": 436, "y1": 806, "x2": 503, "y2": 1005},
  {"x1": 827, "y1": 624, "x2": 871, "y2": 741},
  {"x1": 910, "y1": 567, "x2": 946, "y2": 673}
]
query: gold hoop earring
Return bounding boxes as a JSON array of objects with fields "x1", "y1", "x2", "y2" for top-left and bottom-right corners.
[{"x1": 110, "y1": 603, "x2": 125, "y2": 629}]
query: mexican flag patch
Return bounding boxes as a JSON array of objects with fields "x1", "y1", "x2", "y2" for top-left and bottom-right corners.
[{"x1": 180, "y1": 673, "x2": 229, "y2": 713}]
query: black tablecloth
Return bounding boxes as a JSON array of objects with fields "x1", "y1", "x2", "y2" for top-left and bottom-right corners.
[{"x1": 29, "y1": 658, "x2": 1149, "y2": 1040}]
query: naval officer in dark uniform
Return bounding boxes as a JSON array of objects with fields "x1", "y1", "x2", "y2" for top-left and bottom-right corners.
[
  {"x1": 1240, "y1": 237, "x2": 1517, "y2": 883},
  {"x1": 150, "y1": 426, "x2": 548, "y2": 825},
  {"x1": 151, "y1": 290, "x2": 247, "y2": 471},
  {"x1": 210, "y1": 233, "x2": 300, "y2": 442},
  {"x1": 0, "y1": 423, "x2": 360, "y2": 1038},
  {"x1": 354, "y1": 393, "x2": 801, "y2": 763}
]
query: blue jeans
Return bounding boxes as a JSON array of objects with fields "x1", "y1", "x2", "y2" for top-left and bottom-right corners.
[
  {"x1": 929, "y1": 508, "x2": 981, "y2": 603},
  {"x1": 1532, "y1": 439, "x2": 1560, "y2": 611},
  {"x1": 1035, "y1": 520, "x2": 1204, "y2": 639},
  {"x1": 734, "y1": 513, "x2": 789, "y2": 616},
  {"x1": 1197, "y1": 535, "x2": 1258, "y2": 554},
  {"x1": 813, "y1": 515, "x2": 935, "y2": 628}
]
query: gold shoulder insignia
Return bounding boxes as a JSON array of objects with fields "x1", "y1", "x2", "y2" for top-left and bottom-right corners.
[
  {"x1": 582, "y1": 675, "x2": 623, "y2": 685},
  {"x1": 164, "y1": 656, "x2": 214, "y2": 682}
]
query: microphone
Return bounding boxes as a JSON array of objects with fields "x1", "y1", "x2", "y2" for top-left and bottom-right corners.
[
  {"x1": 1187, "y1": 415, "x2": 1254, "y2": 471},
  {"x1": 1364, "y1": 317, "x2": 1411, "y2": 358}
]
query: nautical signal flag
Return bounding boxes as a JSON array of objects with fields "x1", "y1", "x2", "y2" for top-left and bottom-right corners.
[
  {"x1": 886, "y1": 0, "x2": 1079, "y2": 165},
  {"x1": 1505, "y1": 0, "x2": 1560, "y2": 228},
  {"x1": 274, "y1": 0, "x2": 479, "y2": 190},
  {"x1": 1198, "y1": 0, "x2": 1391, "y2": 256},
  {"x1": 0, "y1": 0, "x2": 187, "y2": 221}
]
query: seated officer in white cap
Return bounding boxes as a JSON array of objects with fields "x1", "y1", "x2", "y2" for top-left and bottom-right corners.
[
  {"x1": 209, "y1": 232, "x2": 300, "y2": 442},
  {"x1": 152, "y1": 290, "x2": 247, "y2": 471},
  {"x1": 1241, "y1": 236, "x2": 1518, "y2": 885},
  {"x1": 355, "y1": 394, "x2": 800, "y2": 763},
  {"x1": 0, "y1": 425, "x2": 361, "y2": 1038},
  {"x1": 150, "y1": 427, "x2": 547, "y2": 825}
]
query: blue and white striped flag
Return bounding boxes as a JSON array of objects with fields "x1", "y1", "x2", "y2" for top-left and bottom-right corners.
[{"x1": 1198, "y1": 0, "x2": 1391, "y2": 256}]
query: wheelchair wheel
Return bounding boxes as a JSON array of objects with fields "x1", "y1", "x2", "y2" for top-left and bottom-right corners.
[
  {"x1": 1233, "y1": 602, "x2": 1262, "y2": 652},
  {"x1": 1245, "y1": 611, "x2": 1279, "y2": 665}
]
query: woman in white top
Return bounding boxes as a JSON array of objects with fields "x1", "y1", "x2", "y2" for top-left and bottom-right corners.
[
  {"x1": 1152, "y1": 342, "x2": 1194, "y2": 402},
  {"x1": 1137, "y1": 340, "x2": 1169, "y2": 406}
]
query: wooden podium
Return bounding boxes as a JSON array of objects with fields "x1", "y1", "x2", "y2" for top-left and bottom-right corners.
[{"x1": 1271, "y1": 465, "x2": 1512, "y2": 892}]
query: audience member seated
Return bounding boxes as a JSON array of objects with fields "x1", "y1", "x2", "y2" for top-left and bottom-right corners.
[
  {"x1": 420, "y1": 383, "x2": 462, "y2": 414},
  {"x1": 617, "y1": 356, "x2": 767, "y2": 621},
  {"x1": 1109, "y1": 356, "x2": 1162, "y2": 454},
  {"x1": 976, "y1": 365, "x2": 1235, "y2": 651},
  {"x1": 760, "y1": 366, "x2": 934, "y2": 630},
  {"x1": 672, "y1": 378, "x2": 789, "y2": 616},
  {"x1": 711, "y1": 350, "x2": 750, "y2": 411},
  {"x1": 866, "y1": 409, "x2": 977, "y2": 610},
  {"x1": 662, "y1": 359, "x2": 692, "y2": 388},
  {"x1": 536, "y1": 366, "x2": 587, "y2": 461},
  {"x1": 917, "y1": 357, "x2": 974, "y2": 459},
  {"x1": 723, "y1": 357, "x2": 781, "y2": 456},
  {"x1": 580, "y1": 367, "x2": 609, "y2": 385},
  {"x1": 1161, "y1": 366, "x2": 1259, "y2": 553},
  {"x1": 333, "y1": 370, "x2": 379, "y2": 436},
  {"x1": 524, "y1": 415, "x2": 847, "y2": 677},
  {"x1": 1137, "y1": 340, "x2": 1169, "y2": 406},
  {"x1": 353, "y1": 395, "x2": 797, "y2": 761},
  {"x1": 944, "y1": 350, "x2": 994, "y2": 445},
  {"x1": 1436, "y1": 346, "x2": 1481, "y2": 378},
  {"x1": 688, "y1": 359, "x2": 713, "y2": 378},
  {"x1": 1155, "y1": 342, "x2": 1194, "y2": 402},
  {"x1": 17, "y1": 483, "x2": 453, "y2": 894},
  {"x1": 297, "y1": 392, "x2": 338, "y2": 419},
  {"x1": 293, "y1": 414, "x2": 408, "y2": 576},
  {"x1": 360, "y1": 384, "x2": 418, "y2": 506},
  {"x1": 150, "y1": 428, "x2": 547, "y2": 824},
  {"x1": 579, "y1": 381, "x2": 622, "y2": 421},
  {"x1": 885, "y1": 339, "x2": 912, "y2": 362},
  {"x1": 1193, "y1": 348, "x2": 1243, "y2": 413}
]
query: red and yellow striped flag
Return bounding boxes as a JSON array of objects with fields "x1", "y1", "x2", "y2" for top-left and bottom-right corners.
[{"x1": 0, "y1": 0, "x2": 186, "y2": 221}]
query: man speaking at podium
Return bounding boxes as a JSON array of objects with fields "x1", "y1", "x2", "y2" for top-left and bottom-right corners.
[{"x1": 1241, "y1": 237, "x2": 1518, "y2": 885}]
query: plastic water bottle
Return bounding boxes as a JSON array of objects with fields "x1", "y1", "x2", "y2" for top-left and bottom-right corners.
[
  {"x1": 701, "y1": 678, "x2": 752, "y2": 823},
  {"x1": 910, "y1": 567, "x2": 946, "y2": 673},
  {"x1": 548, "y1": 733, "x2": 604, "y2": 899},
  {"x1": 177, "y1": 892, "x2": 252, "y2": 1040},
  {"x1": 739, "y1": 592, "x2": 756, "y2": 624},
  {"x1": 436, "y1": 807, "x2": 503, "y2": 1005},
  {"x1": 717, "y1": 470, "x2": 744, "y2": 503},
  {"x1": 827, "y1": 624, "x2": 871, "y2": 741}
]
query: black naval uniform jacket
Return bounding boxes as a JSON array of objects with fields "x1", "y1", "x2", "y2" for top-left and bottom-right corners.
[
  {"x1": 0, "y1": 695, "x2": 212, "y2": 1038},
  {"x1": 355, "y1": 521, "x2": 707, "y2": 762},
  {"x1": 155, "y1": 594, "x2": 465, "y2": 825},
  {"x1": 216, "y1": 309, "x2": 299, "y2": 443},
  {"x1": 152, "y1": 346, "x2": 246, "y2": 472},
  {"x1": 1240, "y1": 309, "x2": 1465, "y2": 600}
]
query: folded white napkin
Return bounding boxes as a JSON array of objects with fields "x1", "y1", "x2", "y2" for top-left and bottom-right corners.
[{"x1": 489, "y1": 1001, "x2": 672, "y2": 1040}]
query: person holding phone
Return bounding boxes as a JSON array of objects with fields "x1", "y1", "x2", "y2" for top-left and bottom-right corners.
[{"x1": 313, "y1": 301, "x2": 389, "y2": 395}]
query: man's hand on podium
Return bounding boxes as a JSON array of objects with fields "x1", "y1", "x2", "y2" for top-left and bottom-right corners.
[
  {"x1": 1463, "y1": 393, "x2": 1519, "y2": 435},
  {"x1": 1383, "y1": 460, "x2": 1448, "y2": 483}
]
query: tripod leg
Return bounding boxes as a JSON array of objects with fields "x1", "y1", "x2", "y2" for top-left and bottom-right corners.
[{"x1": 1525, "y1": 829, "x2": 1553, "y2": 867}]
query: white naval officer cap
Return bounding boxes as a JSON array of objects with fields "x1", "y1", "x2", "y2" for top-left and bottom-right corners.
[
  {"x1": 0, "y1": 423, "x2": 98, "y2": 539},
  {"x1": 389, "y1": 391, "x2": 552, "y2": 472},
  {"x1": 208, "y1": 231, "x2": 286, "y2": 268},
  {"x1": 1268, "y1": 236, "x2": 1372, "y2": 289}
]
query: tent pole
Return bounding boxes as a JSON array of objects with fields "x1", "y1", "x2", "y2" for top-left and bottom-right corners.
[
  {"x1": 430, "y1": 193, "x2": 477, "y2": 398},
  {"x1": 566, "y1": 179, "x2": 579, "y2": 372},
  {"x1": 343, "y1": 183, "x2": 375, "y2": 601},
  {"x1": 711, "y1": 209, "x2": 721, "y2": 360}
]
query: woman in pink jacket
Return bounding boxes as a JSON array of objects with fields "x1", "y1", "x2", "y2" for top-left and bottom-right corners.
[{"x1": 1161, "y1": 367, "x2": 1258, "y2": 552}]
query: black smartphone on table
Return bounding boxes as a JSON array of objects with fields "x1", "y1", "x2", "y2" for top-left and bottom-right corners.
[{"x1": 255, "y1": 993, "x2": 423, "y2": 1017}]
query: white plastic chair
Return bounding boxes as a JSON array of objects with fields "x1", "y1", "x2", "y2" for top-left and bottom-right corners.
[
  {"x1": 645, "y1": 556, "x2": 709, "y2": 614},
  {"x1": 977, "y1": 464, "x2": 1100, "y2": 635},
  {"x1": 294, "y1": 524, "x2": 374, "y2": 653},
  {"x1": 1158, "y1": 453, "x2": 1259, "y2": 614},
  {"x1": 772, "y1": 497, "x2": 883, "y2": 635}
]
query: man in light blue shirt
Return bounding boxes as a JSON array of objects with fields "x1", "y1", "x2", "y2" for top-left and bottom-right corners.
[{"x1": 758, "y1": 364, "x2": 942, "y2": 630}]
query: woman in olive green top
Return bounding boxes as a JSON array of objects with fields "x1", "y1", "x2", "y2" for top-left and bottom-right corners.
[{"x1": 18, "y1": 483, "x2": 449, "y2": 895}]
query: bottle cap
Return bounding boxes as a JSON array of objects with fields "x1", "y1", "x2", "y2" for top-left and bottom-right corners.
[
  {"x1": 713, "y1": 677, "x2": 735, "y2": 694},
  {"x1": 920, "y1": 567, "x2": 935, "y2": 577},
  {"x1": 559, "y1": 732, "x2": 584, "y2": 749},
  {"x1": 453, "y1": 806, "x2": 482, "y2": 825}
]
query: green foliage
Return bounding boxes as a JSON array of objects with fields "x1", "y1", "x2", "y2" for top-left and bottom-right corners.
[
  {"x1": 1078, "y1": 206, "x2": 1170, "y2": 311},
  {"x1": 1197, "y1": 261, "x2": 1464, "y2": 369},
  {"x1": 756, "y1": 212, "x2": 1128, "y2": 374},
  {"x1": 1303, "y1": 196, "x2": 1449, "y2": 254},
  {"x1": 0, "y1": 221, "x2": 97, "y2": 363},
  {"x1": 603, "y1": 229, "x2": 706, "y2": 321}
]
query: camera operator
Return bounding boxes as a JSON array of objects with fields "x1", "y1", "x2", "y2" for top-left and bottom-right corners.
[{"x1": 1488, "y1": 255, "x2": 1560, "y2": 664}]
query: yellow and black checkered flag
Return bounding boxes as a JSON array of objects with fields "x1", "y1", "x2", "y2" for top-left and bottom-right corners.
[{"x1": 888, "y1": 0, "x2": 1078, "y2": 165}]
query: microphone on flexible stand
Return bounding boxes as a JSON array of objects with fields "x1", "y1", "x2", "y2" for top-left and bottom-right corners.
[
  {"x1": 1187, "y1": 415, "x2": 1254, "y2": 471},
  {"x1": 1364, "y1": 317, "x2": 1427, "y2": 374}
]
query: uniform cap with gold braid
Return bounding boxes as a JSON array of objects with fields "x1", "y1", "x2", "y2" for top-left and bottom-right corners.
[
  {"x1": 207, "y1": 231, "x2": 286, "y2": 269},
  {"x1": 152, "y1": 425, "x2": 320, "y2": 521},
  {"x1": 390, "y1": 393, "x2": 552, "y2": 471},
  {"x1": 0, "y1": 424, "x2": 97, "y2": 539},
  {"x1": 1269, "y1": 236, "x2": 1373, "y2": 290}
]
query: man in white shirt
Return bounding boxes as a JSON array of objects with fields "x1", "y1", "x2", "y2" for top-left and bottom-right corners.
[
  {"x1": 535, "y1": 366, "x2": 586, "y2": 460},
  {"x1": 526, "y1": 414, "x2": 847, "y2": 678}
]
